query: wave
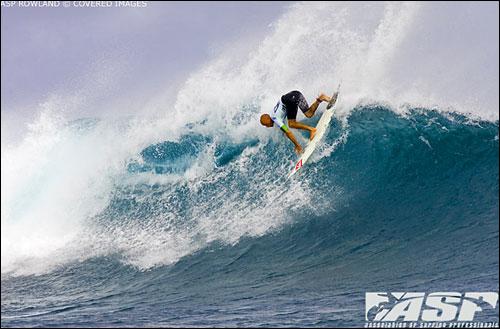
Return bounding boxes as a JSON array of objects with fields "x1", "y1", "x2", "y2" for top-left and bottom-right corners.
[
  {"x1": 1, "y1": 106, "x2": 498, "y2": 326},
  {"x1": 1, "y1": 105, "x2": 498, "y2": 277}
]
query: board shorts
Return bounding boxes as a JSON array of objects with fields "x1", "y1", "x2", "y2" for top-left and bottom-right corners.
[
  {"x1": 281, "y1": 90, "x2": 309, "y2": 120},
  {"x1": 271, "y1": 90, "x2": 309, "y2": 132}
]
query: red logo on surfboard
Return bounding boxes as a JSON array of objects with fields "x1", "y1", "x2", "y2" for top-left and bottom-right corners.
[{"x1": 295, "y1": 159, "x2": 303, "y2": 171}]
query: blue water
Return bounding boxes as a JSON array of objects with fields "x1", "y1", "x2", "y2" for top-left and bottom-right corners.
[{"x1": 1, "y1": 107, "x2": 499, "y2": 327}]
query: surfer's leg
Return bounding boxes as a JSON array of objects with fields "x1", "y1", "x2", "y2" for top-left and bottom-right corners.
[
  {"x1": 304, "y1": 93, "x2": 332, "y2": 118},
  {"x1": 288, "y1": 119, "x2": 317, "y2": 140},
  {"x1": 303, "y1": 103, "x2": 319, "y2": 118}
]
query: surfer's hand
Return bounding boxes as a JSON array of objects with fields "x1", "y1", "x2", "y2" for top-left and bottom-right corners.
[{"x1": 295, "y1": 145, "x2": 303, "y2": 155}]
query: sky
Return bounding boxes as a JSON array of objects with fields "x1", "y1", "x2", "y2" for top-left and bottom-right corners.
[{"x1": 1, "y1": 1, "x2": 291, "y2": 138}]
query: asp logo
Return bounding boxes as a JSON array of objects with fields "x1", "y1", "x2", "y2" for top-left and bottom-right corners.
[{"x1": 365, "y1": 292, "x2": 498, "y2": 322}]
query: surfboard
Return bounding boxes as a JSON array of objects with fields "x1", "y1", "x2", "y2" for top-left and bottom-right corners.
[{"x1": 288, "y1": 86, "x2": 340, "y2": 178}]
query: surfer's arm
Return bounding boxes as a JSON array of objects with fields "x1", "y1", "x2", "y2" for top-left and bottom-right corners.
[
  {"x1": 283, "y1": 129, "x2": 303, "y2": 154},
  {"x1": 275, "y1": 119, "x2": 302, "y2": 154}
]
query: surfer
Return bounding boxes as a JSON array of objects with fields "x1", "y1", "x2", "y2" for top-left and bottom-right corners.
[{"x1": 260, "y1": 90, "x2": 332, "y2": 154}]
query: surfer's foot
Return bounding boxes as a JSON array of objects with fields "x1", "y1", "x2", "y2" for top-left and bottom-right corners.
[
  {"x1": 309, "y1": 128, "x2": 317, "y2": 141},
  {"x1": 317, "y1": 93, "x2": 331, "y2": 102}
]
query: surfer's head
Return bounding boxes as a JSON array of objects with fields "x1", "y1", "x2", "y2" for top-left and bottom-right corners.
[{"x1": 260, "y1": 114, "x2": 273, "y2": 127}]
